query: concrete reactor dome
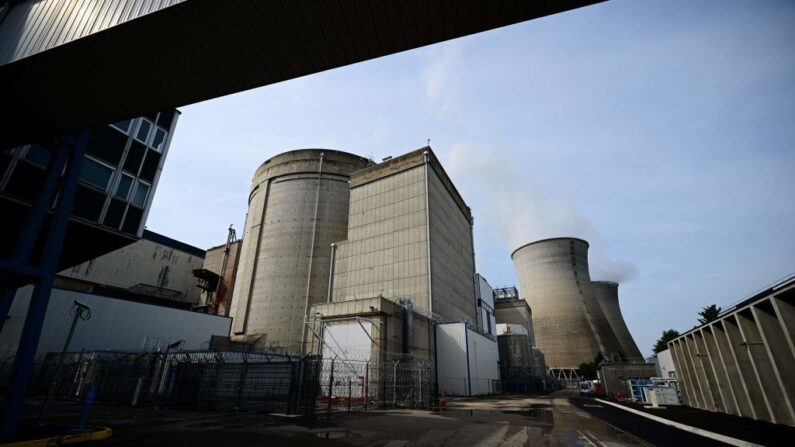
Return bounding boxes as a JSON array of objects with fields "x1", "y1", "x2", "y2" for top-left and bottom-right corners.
[
  {"x1": 511, "y1": 238, "x2": 624, "y2": 370},
  {"x1": 591, "y1": 281, "x2": 643, "y2": 361},
  {"x1": 229, "y1": 149, "x2": 373, "y2": 353}
]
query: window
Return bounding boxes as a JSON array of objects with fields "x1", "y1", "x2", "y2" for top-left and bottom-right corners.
[
  {"x1": 115, "y1": 174, "x2": 134, "y2": 200},
  {"x1": 150, "y1": 128, "x2": 167, "y2": 152},
  {"x1": 111, "y1": 119, "x2": 133, "y2": 134},
  {"x1": 79, "y1": 157, "x2": 113, "y2": 190},
  {"x1": 135, "y1": 119, "x2": 152, "y2": 144},
  {"x1": 132, "y1": 181, "x2": 150, "y2": 208}
]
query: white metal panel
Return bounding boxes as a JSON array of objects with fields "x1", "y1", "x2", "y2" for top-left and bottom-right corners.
[
  {"x1": 435, "y1": 323, "x2": 468, "y2": 396},
  {"x1": 322, "y1": 322, "x2": 372, "y2": 361},
  {"x1": 658, "y1": 349, "x2": 677, "y2": 379},
  {"x1": 467, "y1": 328, "x2": 499, "y2": 395},
  {"x1": 496, "y1": 323, "x2": 528, "y2": 336},
  {"x1": 0, "y1": 286, "x2": 232, "y2": 358}
]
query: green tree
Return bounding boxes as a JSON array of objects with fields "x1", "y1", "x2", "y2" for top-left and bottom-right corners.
[
  {"x1": 652, "y1": 329, "x2": 680, "y2": 355},
  {"x1": 578, "y1": 352, "x2": 605, "y2": 380},
  {"x1": 698, "y1": 304, "x2": 722, "y2": 325}
]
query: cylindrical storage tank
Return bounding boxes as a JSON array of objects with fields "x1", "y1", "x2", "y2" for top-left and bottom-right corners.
[
  {"x1": 592, "y1": 281, "x2": 643, "y2": 361},
  {"x1": 511, "y1": 238, "x2": 623, "y2": 369},
  {"x1": 229, "y1": 149, "x2": 372, "y2": 353}
]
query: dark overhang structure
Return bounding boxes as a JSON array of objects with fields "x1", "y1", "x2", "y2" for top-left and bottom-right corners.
[{"x1": 0, "y1": 0, "x2": 603, "y2": 149}]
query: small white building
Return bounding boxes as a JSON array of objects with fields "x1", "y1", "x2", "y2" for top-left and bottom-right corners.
[{"x1": 435, "y1": 322, "x2": 499, "y2": 396}]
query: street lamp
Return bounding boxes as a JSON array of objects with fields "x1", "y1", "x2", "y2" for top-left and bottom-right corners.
[{"x1": 38, "y1": 300, "x2": 92, "y2": 424}]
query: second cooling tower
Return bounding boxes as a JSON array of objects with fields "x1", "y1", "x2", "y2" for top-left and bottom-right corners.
[
  {"x1": 592, "y1": 281, "x2": 643, "y2": 361},
  {"x1": 229, "y1": 149, "x2": 372, "y2": 353},
  {"x1": 511, "y1": 238, "x2": 624, "y2": 370}
]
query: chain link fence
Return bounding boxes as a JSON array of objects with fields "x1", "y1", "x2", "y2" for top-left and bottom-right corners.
[{"x1": 4, "y1": 350, "x2": 434, "y2": 416}]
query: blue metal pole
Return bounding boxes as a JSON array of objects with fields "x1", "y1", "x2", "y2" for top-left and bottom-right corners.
[
  {"x1": 1, "y1": 131, "x2": 89, "y2": 438},
  {"x1": 0, "y1": 147, "x2": 69, "y2": 336}
]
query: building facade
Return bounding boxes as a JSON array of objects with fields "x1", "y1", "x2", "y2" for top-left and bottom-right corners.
[
  {"x1": 668, "y1": 276, "x2": 795, "y2": 427},
  {"x1": 0, "y1": 111, "x2": 180, "y2": 270},
  {"x1": 228, "y1": 149, "x2": 372, "y2": 353}
]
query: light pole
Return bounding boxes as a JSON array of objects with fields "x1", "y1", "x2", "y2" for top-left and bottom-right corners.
[{"x1": 38, "y1": 300, "x2": 92, "y2": 425}]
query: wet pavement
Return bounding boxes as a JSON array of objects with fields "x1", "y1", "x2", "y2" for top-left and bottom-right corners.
[{"x1": 13, "y1": 392, "x2": 781, "y2": 446}]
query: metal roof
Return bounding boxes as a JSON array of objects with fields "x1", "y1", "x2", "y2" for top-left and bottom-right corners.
[{"x1": 0, "y1": 0, "x2": 603, "y2": 148}]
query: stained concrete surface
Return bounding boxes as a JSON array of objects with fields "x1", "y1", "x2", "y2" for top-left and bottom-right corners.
[{"x1": 11, "y1": 393, "x2": 650, "y2": 447}]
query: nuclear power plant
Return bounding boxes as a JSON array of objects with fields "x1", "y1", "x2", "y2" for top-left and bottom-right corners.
[
  {"x1": 591, "y1": 280, "x2": 644, "y2": 361},
  {"x1": 228, "y1": 149, "x2": 372, "y2": 352},
  {"x1": 511, "y1": 238, "x2": 638, "y2": 376}
]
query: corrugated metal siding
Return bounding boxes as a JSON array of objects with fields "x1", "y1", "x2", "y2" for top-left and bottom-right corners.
[{"x1": 0, "y1": 0, "x2": 185, "y2": 65}]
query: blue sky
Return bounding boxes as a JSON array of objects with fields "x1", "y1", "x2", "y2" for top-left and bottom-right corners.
[{"x1": 147, "y1": 0, "x2": 795, "y2": 357}]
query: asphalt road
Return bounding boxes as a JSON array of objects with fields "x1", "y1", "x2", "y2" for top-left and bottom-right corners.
[{"x1": 569, "y1": 397, "x2": 733, "y2": 447}]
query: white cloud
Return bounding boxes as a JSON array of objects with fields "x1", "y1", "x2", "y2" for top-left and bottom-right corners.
[{"x1": 445, "y1": 143, "x2": 637, "y2": 283}]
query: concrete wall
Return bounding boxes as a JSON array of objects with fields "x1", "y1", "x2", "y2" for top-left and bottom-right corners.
[
  {"x1": 0, "y1": 286, "x2": 231, "y2": 358},
  {"x1": 668, "y1": 280, "x2": 795, "y2": 426},
  {"x1": 600, "y1": 363, "x2": 658, "y2": 399},
  {"x1": 59, "y1": 231, "x2": 204, "y2": 304},
  {"x1": 333, "y1": 164, "x2": 430, "y2": 311},
  {"x1": 306, "y1": 296, "x2": 432, "y2": 363},
  {"x1": 494, "y1": 298, "x2": 535, "y2": 347},
  {"x1": 332, "y1": 148, "x2": 476, "y2": 325},
  {"x1": 436, "y1": 322, "x2": 499, "y2": 396},
  {"x1": 229, "y1": 149, "x2": 371, "y2": 353},
  {"x1": 512, "y1": 238, "x2": 610, "y2": 369},
  {"x1": 592, "y1": 281, "x2": 643, "y2": 361}
]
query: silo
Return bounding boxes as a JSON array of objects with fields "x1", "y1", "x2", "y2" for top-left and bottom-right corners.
[
  {"x1": 591, "y1": 281, "x2": 643, "y2": 361},
  {"x1": 229, "y1": 149, "x2": 372, "y2": 353},
  {"x1": 511, "y1": 238, "x2": 624, "y2": 370}
]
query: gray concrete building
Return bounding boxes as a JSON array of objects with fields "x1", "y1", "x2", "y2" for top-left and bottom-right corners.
[
  {"x1": 228, "y1": 149, "x2": 372, "y2": 353},
  {"x1": 668, "y1": 276, "x2": 795, "y2": 427},
  {"x1": 307, "y1": 147, "x2": 478, "y2": 362},
  {"x1": 592, "y1": 281, "x2": 644, "y2": 361},
  {"x1": 511, "y1": 238, "x2": 624, "y2": 372},
  {"x1": 331, "y1": 148, "x2": 477, "y2": 326}
]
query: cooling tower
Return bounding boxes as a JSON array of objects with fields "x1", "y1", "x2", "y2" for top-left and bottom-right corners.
[
  {"x1": 511, "y1": 238, "x2": 624, "y2": 369},
  {"x1": 229, "y1": 149, "x2": 372, "y2": 353},
  {"x1": 591, "y1": 281, "x2": 643, "y2": 361}
]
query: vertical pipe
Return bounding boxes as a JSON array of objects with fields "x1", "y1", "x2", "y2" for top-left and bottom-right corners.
[
  {"x1": 326, "y1": 242, "x2": 336, "y2": 303},
  {"x1": 301, "y1": 153, "x2": 324, "y2": 353},
  {"x1": 464, "y1": 325, "x2": 472, "y2": 396},
  {"x1": 327, "y1": 357, "x2": 335, "y2": 417}
]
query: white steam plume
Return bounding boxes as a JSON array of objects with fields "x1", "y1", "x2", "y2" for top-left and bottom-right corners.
[{"x1": 445, "y1": 143, "x2": 636, "y2": 283}]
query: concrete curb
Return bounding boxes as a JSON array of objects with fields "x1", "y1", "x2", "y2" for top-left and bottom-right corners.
[
  {"x1": 594, "y1": 399, "x2": 761, "y2": 447},
  {"x1": 0, "y1": 426, "x2": 112, "y2": 447}
]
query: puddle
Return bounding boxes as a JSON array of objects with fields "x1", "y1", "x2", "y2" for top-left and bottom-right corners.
[{"x1": 505, "y1": 408, "x2": 555, "y2": 425}]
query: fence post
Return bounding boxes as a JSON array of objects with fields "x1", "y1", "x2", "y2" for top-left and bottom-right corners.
[
  {"x1": 238, "y1": 353, "x2": 248, "y2": 409},
  {"x1": 348, "y1": 377, "x2": 352, "y2": 412},
  {"x1": 393, "y1": 361, "x2": 399, "y2": 408},
  {"x1": 364, "y1": 362, "x2": 369, "y2": 410},
  {"x1": 327, "y1": 358, "x2": 335, "y2": 417}
]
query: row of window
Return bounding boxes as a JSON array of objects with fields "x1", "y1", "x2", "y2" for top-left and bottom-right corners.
[
  {"x1": 80, "y1": 157, "x2": 150, "y2": 208},
  {"x1": 111, "y1": 117, "x2": 168, "y2": 153}
]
